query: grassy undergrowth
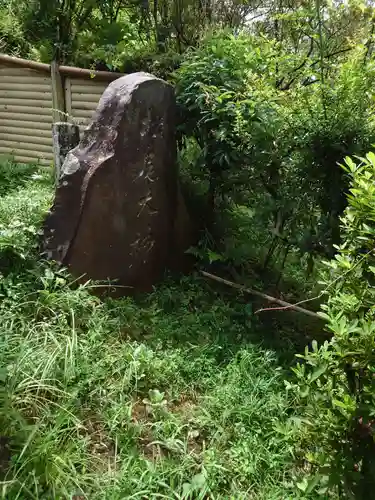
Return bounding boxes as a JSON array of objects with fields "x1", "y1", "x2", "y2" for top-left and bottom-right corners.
[{"x1": 0, "y1": 162, "x2": 313, "y2": 499}]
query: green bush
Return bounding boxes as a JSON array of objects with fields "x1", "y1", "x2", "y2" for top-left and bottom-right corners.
[
  {"x1": 290, "y1": 152, "x2": 375, "y2": 497},
  {"x1": 175, "y1": 30, "x2": 375, "y2": 274},
  {"x1": 282, "y1": 55, "x2": 375, "y2": 259},
  {"x1": 0, "y1": 161, "x2": 49, "y2": 274},
  {"x1": 0, "y1": 5, "x2": 30, "y2": 56},
  {"x1": 0, "y1": 172, "x2": 304, "y2": 498},
  {"x1": 0, "y1": 159, "x2": 38, "y2": 197},
  {"x1": 175, "y1": 31, "x2": 279, "y2": 219}
]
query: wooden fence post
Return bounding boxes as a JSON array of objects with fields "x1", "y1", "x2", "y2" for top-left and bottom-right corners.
[
  {"x1": 51, "y1": 60, "x2": 73, "y2": 181},
  {"x1": 51, "y1": 60, "x2": 65, "y2": 122},
  {"x1": 64, "y1": 77, "x2": 73, "y2": 121}
]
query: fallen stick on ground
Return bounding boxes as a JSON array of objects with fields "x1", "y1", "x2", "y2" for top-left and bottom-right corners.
[{"x1": 201, "y1": 270, "x2": 321, "y2": 320}]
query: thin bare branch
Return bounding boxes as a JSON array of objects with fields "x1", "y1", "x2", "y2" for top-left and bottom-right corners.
[{"x1": 201, "y1": 271, "x2": 322, "y2": 319}]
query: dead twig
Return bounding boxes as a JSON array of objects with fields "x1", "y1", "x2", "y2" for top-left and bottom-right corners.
[{"x1": 201, "y1": 271, "x2": 322, "y2": 320}]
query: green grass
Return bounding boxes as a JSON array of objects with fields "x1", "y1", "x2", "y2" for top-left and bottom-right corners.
[{"x1": 0, "y1": 162, "x2": 314, "y2": 499}]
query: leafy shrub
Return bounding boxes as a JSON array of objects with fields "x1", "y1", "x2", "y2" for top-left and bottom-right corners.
[
  {"x1": 0, "y1": 176, "x2": 302, "y2": 498},
  {"x1": 0, "y1": 5, "x2": 29, "y2": 56},
  {"x1": 0, "y1": 161, "x2": 50, "y2": 273},
  {"x1": 282, "y1": 55, "x2": 375, "y2": 259},
  {"x1": 0, "y1": 158, "x2": 38, "y2": 197},
  {"x1": 290, "y1": 152, "x2": 375, "y2": 497},
  {"x1": 120, "y1": 49, "x2": 183, "y2": 79},
  {"x1": 176, "y1": 30, "x2": 375, "y2": 275},
  {"x1": 175, "y1": 31, "x2": 279, "y2": 220}
]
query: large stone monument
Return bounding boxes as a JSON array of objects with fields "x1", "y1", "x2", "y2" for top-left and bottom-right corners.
[{"x1": 43, "y1": 72, "x2": 193, "y2": 294}]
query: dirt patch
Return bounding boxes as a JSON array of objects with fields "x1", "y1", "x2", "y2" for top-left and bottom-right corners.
[
  {"x1": 119, "y1": 327, "x2": 152, "y2": 342},
  {"x1": 186, "y1": 429, "x2": 204, "y2": 455},
  {"x1": 131, "y1": 394, "x2": 198, "y2": 425},
  {"x1": 131, "y1": 400, "x2": 164, "y2": 461},
  {"x1": 78, "y1": 415, "x2": 117, "y2": 472},
  {"x1": 170, "y1": 394, "x2": 206, "y2": 456},
  {"x1": 131, "y1": 400, "x2": 151, "y2": 423},
  {"x1": 171, "y1": 395, "x2": 197, "y2": 420},
  {"x1": 131, "y1": 395, "x2": 204, "y2": 460},
  {"x1": 138, "y1": 430, "x2": 167, "y2": 462}
]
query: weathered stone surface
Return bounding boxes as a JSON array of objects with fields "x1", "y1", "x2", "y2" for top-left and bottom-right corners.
[
  {"x1": 43, "y1": 72, "x2": 181, "y2": 293},
  {"x1": 52, "y1": 122, "x2": 80, "y2": 184}
]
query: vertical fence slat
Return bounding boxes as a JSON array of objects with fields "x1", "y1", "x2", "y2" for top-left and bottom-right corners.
[
  {"x1": 0, "y1": 55, "x2": 122, "y2": 166},
  {"x1": 0, "y1": 64, "x2": 54, "y2": 164},
  {"x1": 65, "y1": 77, "x2": 73, "y2": 122},
  {"x1": 51, "y1": 61, "x2": 65, "y2": 123}
]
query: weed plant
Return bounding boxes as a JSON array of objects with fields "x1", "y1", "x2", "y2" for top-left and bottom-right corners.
[{"x1": 0, "y1": 160, "x2": 313, "y2": 498}]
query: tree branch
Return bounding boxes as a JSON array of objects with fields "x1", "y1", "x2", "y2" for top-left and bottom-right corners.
[
  {"x1": 280, "y1": 46, "x2": 353, "y2": 90},
  {"x1": 201, "y1": 271, "x2": 322, "y2": 319},
  {"x1": 364, "y1": 17, "x2": 375, "y2": 63},
  {"x1": 277, "y1": 37, "x2": 314, "y2": 89}
]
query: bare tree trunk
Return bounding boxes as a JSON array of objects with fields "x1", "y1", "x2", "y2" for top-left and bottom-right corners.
[
  {"x1": 153, "y1": 0, "x2": 159, "y2": 47},
  {"x1": 276, "y1": 244, "x2": 291, "y2": 288},
  {"x1": 263, "y1": 236, "x2": 278, "y2": 270}
]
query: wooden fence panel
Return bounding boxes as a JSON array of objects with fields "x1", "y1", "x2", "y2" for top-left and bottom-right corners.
[
  {"x1": 67, "y1": 77, "x2": 109, "y2": 129},
  {"x1": 0, "y1": 64, "x2": 53, "y2": 165},
  {"x1": 0, "y1": 54, "x2": 123, "y2": 166}
]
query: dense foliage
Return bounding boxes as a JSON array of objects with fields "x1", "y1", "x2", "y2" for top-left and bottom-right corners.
[
  {"x1": 0, "y1": 0, "x2": 257, "y2": 70},
  {"x1": 290, "y1": 153, "x2": 375, "y2": 497},
  {"x1": 3, "y1": 0, "x2": 375, "y2": 498},
  {"x1": 176, "y1": 32, "x2": 375, "y2": 272},
  {"x1": 0, "y1": 163, "x2": 307, "y2": 499}
]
